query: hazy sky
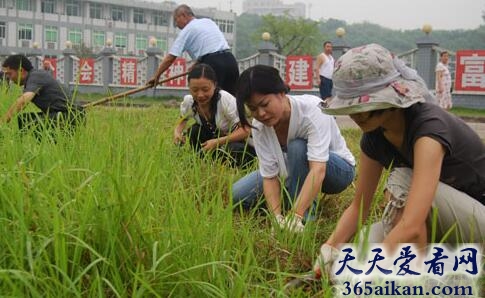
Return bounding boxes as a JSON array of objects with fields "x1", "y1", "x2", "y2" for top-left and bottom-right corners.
[{"x1": 157, "y1": 0, "x2": 484, "y2": 30}]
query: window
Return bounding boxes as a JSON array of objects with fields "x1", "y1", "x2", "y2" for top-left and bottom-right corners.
[
  {"x1": 114, "y1": 32, "x2": 127, "y2": 49},
  {"x1": 44, "y1": 26, "x2": 57, "y2": 42},
  {"x1": 18, "y1": 24, "x2": 33, "y2": 40},
  {"x1": 156, "y1": 37, "x2": 167, "y2": 51},
  {"x1": 92, "y1": 30, "x2": 105, "y2": 48},
  {"x1": 41, "y1": 0, "x2": 55, "y2": 13},
  {"x1": 152, "y1": 11, "x2": 170, "y2": 26},
  {"x1": 66, "y1": 0, "x2": 80, "y2": 16},
  {"x1": 0, "y1": 0, "x2": 6, "y2": 8},
  {"x1": 227, "y1": 21, "x2": 234, "y2": 33},
  {"x1": 217, "y1": 19, "x2": 227, "y2": 33},
  {"x1": 90, "y1": 3, "x2": 103, "y2": 19},
  {"x1": 17, "y1": 0, "x2": 33, "y2": 11},
  {"x1": 133, "y1": 8, "x2": 145, "y2": 24},
  {"x1": 0, "y1": 22, "x2": 5, "y2": 39},
  {"x1": 135, "y1": 34, "x2": 147, "y2": 50},
  {"x1": 68, "y1": 29, "x2": 82, "y2": 46},
  {"x1": 111, "y1": 6, "x2": 125, "y2": 21}
]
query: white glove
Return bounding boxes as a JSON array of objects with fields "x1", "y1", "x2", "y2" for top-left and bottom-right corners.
[
  {"x1": 313, "y1": 244, "x2": 340, "y2": 279},
  {"x1": 275, "y1": 214, "x2": 285, "y2": 227},
  {"x1": 284, "y1": 213, "x2": 305, "y2": 233}
]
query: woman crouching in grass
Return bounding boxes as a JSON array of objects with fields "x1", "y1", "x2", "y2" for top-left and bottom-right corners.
[
  {"x1": 232, "y1": 65, "x2": 355, "y2": 233},
  {"x1": 313, "y1": 44, "x2": 485, "y2": 279},
  {"x1": 174, "y1": 63, "x2": 255, "y2": 168}
]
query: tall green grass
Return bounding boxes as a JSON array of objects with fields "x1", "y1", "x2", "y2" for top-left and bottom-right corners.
[
  {"x1": 0, "y1": 84, "x2": 481, "y2": 297},
  {"x1": 0, "y1": 82, "x2": 367, "y2": 297}
]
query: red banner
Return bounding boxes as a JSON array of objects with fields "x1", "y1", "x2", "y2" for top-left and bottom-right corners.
[
  {"x1": 454, "y1": 50, "x2": 485, "y2": 94},
  {"x1": 285, "y1": 56, "x2": 313, "y2": 90},
  {"x1": 164, "y1": 58, "x2": 187, "y2": 87},
  {"x1": 120, "y1": 58, "x2": 138, "y2": 85},
  {"x1": 43, "y1": 58, "x2": 57, "y2": 79},
  {"x1": 78, "y1": 58, "x2": 95, "y2": 84}
]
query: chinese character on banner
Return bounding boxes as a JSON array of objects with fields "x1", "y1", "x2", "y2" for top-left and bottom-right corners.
[
  {"x1": 78, "y1": 58, "x2": 94, "y2": 84},
  {"x1": 454, "y1": 50, "x2": 485, "y2": 93},
  {"x1": 164, "y1": 58, "x2": 187, "y2": 87},
  {"x1": 44, "y1": 58, "x2": 57, "y2": 79},
  {"x1": 120, "y1": 58, "x2": 138, "y2": 85},
  {"x1": 286, "y1": 56, "x2": 313, "y2": 90}
]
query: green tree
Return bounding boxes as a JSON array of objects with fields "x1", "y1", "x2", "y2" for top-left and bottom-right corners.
[
  {"x1": 73, "y1": 42, "x2": 95, "y2": 58},
  {"x1": 235, "y1": 13, "x2": 263, "y2": 58},
  {"x1": 259, "y1": 14, "x2": 324, "y2": 56}
]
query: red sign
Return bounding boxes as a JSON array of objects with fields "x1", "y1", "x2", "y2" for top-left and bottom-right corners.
[
  {"x1": 120, "y1": 58, "x2": 138, "y2": 85},
  {"x1": 78, "y1": 58, "x2": 95, "y2": 84},
  {"x1": 43, "y1": 58, "x2": 57, "y2": 79},
  {"x1": 285, "y1": 56, "x2": 313, "y2": 90},
  {"x1": 454, "y1": 50, "x2": 485, "y2": 93},
  {"x1": 164, "y1": 58, "x2": 187, "y2": 87}
]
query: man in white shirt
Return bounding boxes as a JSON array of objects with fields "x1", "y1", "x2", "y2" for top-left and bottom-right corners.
[
  {"x1": 315, "y1": 41, "x2": 334, "y2": 101},
  {"x1": 148, "y1": 5, "x2": 239, "y2": 95}
]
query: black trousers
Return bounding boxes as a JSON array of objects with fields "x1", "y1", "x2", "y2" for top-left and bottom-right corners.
[
  {"x1": 18, "y1": 110, "x2": 85, "y2": 139},
  {"x1": 199, "y1": 52, "x2": 239, "y2": 96},
  {"x1": 188, "y1": 123, "x2": 256, "y2": 168}
]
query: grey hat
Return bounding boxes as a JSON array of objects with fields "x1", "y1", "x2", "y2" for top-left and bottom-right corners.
[{"x1": 323, "y1": 43, "x2": 430, "y2": 115}]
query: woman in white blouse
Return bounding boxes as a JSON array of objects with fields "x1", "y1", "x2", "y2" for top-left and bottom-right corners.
[
  {"x1": 232, "y1": 65, "x2": 355, "y2": 232},
  {"x1": 174, "y1": 63, "x2": 255, "y2": 167}
]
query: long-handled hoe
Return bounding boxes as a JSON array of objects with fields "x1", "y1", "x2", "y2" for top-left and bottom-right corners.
[{"x1": 82, "y1": 71, "x2": 189, "y2": 108}]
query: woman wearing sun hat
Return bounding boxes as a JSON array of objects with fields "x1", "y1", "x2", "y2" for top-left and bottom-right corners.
[{"x1": 313, "y1": 43, "x2": 485, "y2": 278}]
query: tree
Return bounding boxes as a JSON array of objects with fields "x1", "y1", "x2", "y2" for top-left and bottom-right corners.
[
  {"x1": 235, "y1": 13, "x2": 263, "y2": 58},
  {"x1": 73, "y1": 42, "x2": 95, "y2": 58},
  {"x1": 259, "y1": 14, "x2": 324, "y2": 56}
]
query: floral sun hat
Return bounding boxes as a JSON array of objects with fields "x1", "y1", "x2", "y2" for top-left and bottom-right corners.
[{"x1": 322, "y1": 43, "x2": 435, "y2": 115}]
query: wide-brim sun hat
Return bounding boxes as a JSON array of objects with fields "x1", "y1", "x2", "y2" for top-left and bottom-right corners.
[{"x1": 322, "y1": 43, "x2": 433, "y2": 115}]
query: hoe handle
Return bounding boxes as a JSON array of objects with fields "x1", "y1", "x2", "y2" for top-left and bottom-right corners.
[{"x1": 82, "y1": 71, "x2": 189, "y2": 108}]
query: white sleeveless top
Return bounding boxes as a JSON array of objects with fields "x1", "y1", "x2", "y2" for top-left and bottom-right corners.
[{"x1": 319, "y1": 53, "x2": 334, "y2": 79}]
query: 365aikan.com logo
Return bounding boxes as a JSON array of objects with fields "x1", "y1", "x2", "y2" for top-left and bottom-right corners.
[{"x1": 330, "y1": 244, "x2": 482, "y2": 297}]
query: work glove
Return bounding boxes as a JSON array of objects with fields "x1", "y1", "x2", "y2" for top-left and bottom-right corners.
[
  {"x1": 283, "y1": 213, "x2": 305, "y2": 233},
  {"x1": 313, "y1": 244, "x2": 340, "y2": 279}
]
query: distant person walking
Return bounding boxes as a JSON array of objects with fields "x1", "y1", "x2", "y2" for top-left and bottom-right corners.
[
  {"x1": 315, "y1": 41, "x2": 334, "y2": 101},
  {"x1": 147, "y1": 4, "x2": 239, "y2": 95},
  {"x1": 435, "y1": 51, "x2": 452, "y2": 109}
]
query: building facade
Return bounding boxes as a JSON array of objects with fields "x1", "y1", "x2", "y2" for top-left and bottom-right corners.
[
  {"x1": 0, "y1": 0, "x2": 236, "y2": 58},
  {"x1": 242, "y1": 0, "x2": 305, "y2": 18}
]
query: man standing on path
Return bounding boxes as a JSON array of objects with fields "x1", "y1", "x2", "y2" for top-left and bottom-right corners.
[
  {"x1": 315, "y1": 41, "x2": 334, "y2": 101},
  {"x1": 147, "y1": 4, "x2": 239, "y2": 95}
]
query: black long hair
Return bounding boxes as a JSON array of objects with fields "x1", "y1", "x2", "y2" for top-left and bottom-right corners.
[
  {"x1": 235, "y1": 65, "x2": 289, "y2": 127},
  {"x1": 188, "y1": 63, "x2": 221, "y2": 121}
]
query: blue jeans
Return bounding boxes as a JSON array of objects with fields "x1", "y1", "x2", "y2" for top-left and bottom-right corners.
[{"x1": 232, "y1": 138, "x2": 355, "y2": 214}]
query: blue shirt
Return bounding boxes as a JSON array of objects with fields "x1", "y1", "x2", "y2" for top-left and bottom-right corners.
[{"x1": 169, "y1": 18, "x2": 229, "y2": 60}]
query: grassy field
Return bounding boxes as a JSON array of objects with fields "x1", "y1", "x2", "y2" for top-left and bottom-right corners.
[
  {"x1": 0, "y1": 85, "x2": 482, "y2": 297},
  {"x1": 0, "y1": 85, "x2": 373, "y2": 296}
]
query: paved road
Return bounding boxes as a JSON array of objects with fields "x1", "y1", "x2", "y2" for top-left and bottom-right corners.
[{"x1": 335, "y1": 116, "x2": 485, "y2": 140}]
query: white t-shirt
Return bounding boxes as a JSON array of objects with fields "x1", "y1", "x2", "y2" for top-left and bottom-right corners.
[
  {"x1": 252, "y1": 94, "x2": 355, "y2": 178},
  {"x1": 169, "y1": 18, "x2": 229, "y2": 60},
  {"x1": 319, "y1": 53, "x2": 334, "y2": 79},
  {"x1": 180, "y1": 89, "x2": 239, "y2": 134}
]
